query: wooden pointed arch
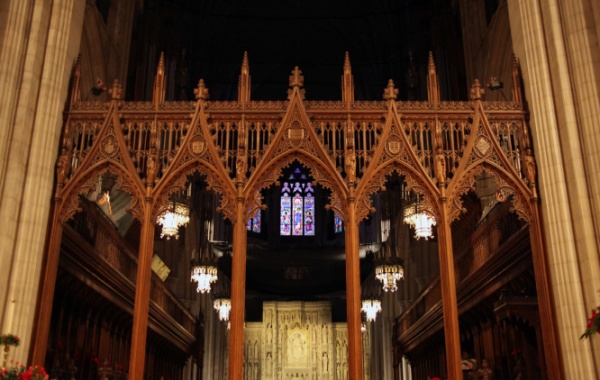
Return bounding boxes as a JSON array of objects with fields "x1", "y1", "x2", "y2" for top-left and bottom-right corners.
[
  {"x1": 153, "y1": 97, "x2": 237, "y2": 222},
  {"x1": 59, "y1": 102, "x2": 145, "y2": 222},
  {"x1": 447, "y1": 101, "x2": 532, "y2": 223},
  {"x1": 356, "y1": 100, "x2": 440, "y2": 222},
  {"x1": 244, "y1": 85, "x2": 349, "y2": 221}
]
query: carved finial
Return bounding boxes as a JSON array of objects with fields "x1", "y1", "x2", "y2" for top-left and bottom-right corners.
[
  {"x1": 383, "y1": 79, "x2": 398, "y2": 101},
  {"x1": 427, "y1": 51, "x2": 440, "y2": 104},
  {"x1": 238, "y1": 51, "x2": 251, "y2": 105},
  {"x1": 194, "y1": 79, "x2": 209, "y2": 101},
  {"x1": 153, "y1": 52, "x2": 166, "y2": 106},
  {"x1": 109, "y1": 79, "x2": 122, "y2": 100},
  {"x1": 511, "y1": 55, "x2": 523, "y2": 106},
  {"x1": 289, "y1": 66, "x2": 304, "y2": 88},
  {"x1": 470, "y1": 79, "x2": 485, "y2": 101},
  {"x1": 342, "y1": 52, "x2": 354, "y2": 104}
]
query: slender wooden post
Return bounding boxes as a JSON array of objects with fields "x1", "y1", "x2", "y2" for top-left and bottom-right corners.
[
  {"x1": 345, "y1": 198, "x2": 363, "y2": 380},
  {"x1": 437, "y1": 195, "x2": 462, "y2": 380},
  {"x1": 228, "y1": 196, "x2": 247, "y2": 379},
  {"x1": 30, "y1": 200, "x2": 63, "y2": 365},
  {"x1": 528, "y1": 201, "x2": 563, "y2": 380},
  {"x1": 128, "y1": 197, "x2": 155, "y2": 379}
]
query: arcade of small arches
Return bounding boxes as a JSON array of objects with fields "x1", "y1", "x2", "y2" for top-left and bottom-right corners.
[{"x1": 33, "y1": 50, "x2": 559, "y2": 380}]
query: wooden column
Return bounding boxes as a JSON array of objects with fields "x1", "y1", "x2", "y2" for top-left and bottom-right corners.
[
  {"x1": 437, "y1": 196, "x2": 462, "y2": 380},
  {"x1": 228, "y1": 197, "x2": 247, "y2": 379},
  {"x1": 345, "y1": 198, "x2": 363, "y2": 379},
  {"x1": 128, "y1": 197, "x2": 155, "y2": 379},
  {"x1": 31, "y1": 200, "x2": 63, "y2": 365},
  {"x1": 528, "y1": 201, "x2": 561, "y2": 380}
]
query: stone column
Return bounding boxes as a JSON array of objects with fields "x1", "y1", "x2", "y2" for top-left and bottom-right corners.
[
  {"x1": 0, "y1": 0, "x2": 85, "y2": 364},
  {"x1": 507, "y1": 0, "x2": 600, "y2": 377}
]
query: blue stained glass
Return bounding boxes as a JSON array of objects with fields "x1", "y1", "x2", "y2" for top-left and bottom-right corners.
[
  {"x1": 252, "y1": 210, "x2": 261, "y2": 233},
  {"x1": 334, "y1": 214, "x2": 343, "y2": 233},
  {"x1": 304, "y1": 194, "x2": 315, "y2": 235},
  {"x1": 292, "y1": 194, "x2": 303, "y2": 236},
  {"x1": 247, "y1": 217, "x2": 252, "y2": 231},
  {"x1": 281, "y1": 195, "x2": 291, "y2": 235}
]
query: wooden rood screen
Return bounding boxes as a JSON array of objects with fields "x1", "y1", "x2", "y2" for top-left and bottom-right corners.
[{"x1": 43, "y1": 50, "x2": 560, "y2": 380}]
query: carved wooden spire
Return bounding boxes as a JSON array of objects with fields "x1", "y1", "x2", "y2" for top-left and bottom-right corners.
[
  {"x1": 342, "y1": 51, "x2": 354, "y2": 104},
  {"x1": 288, "y1": 66, "x2": 305, "y2": 100},
  {"x1": 511, "y1": 55, "x2": 523, "y2": 106},
  {"x1": 427, "y1": 51, "x2": 440, "y2": 104},
  {"x1": 383, "y1": 79, "x2": 398, "y2": 101},
  {"x1": 153, "y1": 52, "x2": 166, "y2": 107},
  {"x1": 238, "y1": 51, "x2": 251, "y2": 105}
]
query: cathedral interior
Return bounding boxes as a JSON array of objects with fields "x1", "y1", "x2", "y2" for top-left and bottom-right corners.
[{"x1": 1, "y1": 0, "x2": 599, "y2": 379}]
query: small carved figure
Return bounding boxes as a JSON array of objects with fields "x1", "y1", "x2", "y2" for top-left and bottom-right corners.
[
  {"x1": 435, "y1": 151, "x2": 446, "y2": 185},
  {"x1": 523, "y1": 149, "x2": 536, "y2": 185},
  {"x1": 345, "y1": 151, "x2": 356, "y2": 178},
  {"x1": 56, "y1": 148, "x2": 71, "y2": 184},
  {"x1": 477, "y1": 359, "x2": 492, "y2": 380}
]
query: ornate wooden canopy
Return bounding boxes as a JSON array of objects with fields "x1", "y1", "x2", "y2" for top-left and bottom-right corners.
[{"x1": 33, "y1": 51, "x2": 562, "y2": 380}]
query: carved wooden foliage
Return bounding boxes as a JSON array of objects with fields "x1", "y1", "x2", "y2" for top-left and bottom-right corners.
[
  {"x1": 60, "y1": 108, "x2": 145, "y2": 223},
  {"x1": 447, "y1": 104, "x2": 532, "y2": 223}
]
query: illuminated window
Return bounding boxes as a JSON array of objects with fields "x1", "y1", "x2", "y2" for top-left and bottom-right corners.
[
  {"x1": 334, "y1": 213, "x2": 343, "y2": 233},
  {"x1": 280, "y1": 168, "x2": 315, "y2": 236},
  {"x1": 247, "y1": 209, "x2": 261, "y2": 233}
]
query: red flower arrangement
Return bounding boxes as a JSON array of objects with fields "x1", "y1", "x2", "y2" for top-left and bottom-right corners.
[
  {"x1": 581, "y1": 288, "x2": 600, "y2": 339},
  {"x1": 0, "y1": 363, "x2": 48, "y2": 380}
]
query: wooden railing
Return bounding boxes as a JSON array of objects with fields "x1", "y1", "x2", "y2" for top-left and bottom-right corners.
[
  {"x1": 395, "y1": 200, "x2": 526, "y2": 334},
  {"x1": 66, "y1": 199, "x2": 196, "y2": 337}
]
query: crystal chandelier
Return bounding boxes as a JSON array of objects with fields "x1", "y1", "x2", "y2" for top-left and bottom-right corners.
[
  {"x1": 190, "y1": 243, "x2": 218, "y2": 293},
  {"x1": 213, "y1": 298, "x2": 232, "y2": 321},
  {"x1": 374, "y1": 244, "x2": 404, "y2": 292},
  {"x1": 361, "y1": 272, "x2": 383, "y2": 322},
  {"x1": 361, "y1": 299, "x2": 382, "y2": 322},
  {"x1": 157, "y1": 201, "x2": 190, "y2": 239},
  {"x1": 190, "y1": 264, "x2": 217, "y2": 293},
  {"x1": 375, "y1": 263, "x2": 404, "y2": 292},
  {"x1": 403, "y1": 195, "x2": 436, "y2": 240}
]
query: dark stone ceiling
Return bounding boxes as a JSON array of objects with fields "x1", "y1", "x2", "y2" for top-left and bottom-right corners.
[{"x1": 129, "y1": 0, "x2": 466, "y2": 101}]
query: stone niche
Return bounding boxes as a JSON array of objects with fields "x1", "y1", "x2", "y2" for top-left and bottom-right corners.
[{"x1": 243, "y1": 301, "x2": 370, "y2": 380}]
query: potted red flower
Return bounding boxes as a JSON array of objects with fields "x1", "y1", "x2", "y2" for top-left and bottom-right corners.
[{"x1": 581, "y1": 288, "x2": 600, "y2": 339}]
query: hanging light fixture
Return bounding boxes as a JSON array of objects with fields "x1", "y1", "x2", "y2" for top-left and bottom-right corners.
[
  {"x1": 213, "y1": 298, "x2": 232, "y2": 321},
  {"x1": 157, "y1": 186, "x2": 191, "y2": 239},
  {"x1": 403, "y1": 193, "x2": 436, "y2": 240},
  {"x1": 374, "y1": 244, "x2": 404, "y2": 292},
  {"x1": 211, "y1": 272, "x2": 231, "y2": 321},
  {"x1": 361, "y1": 299, "x2": 382, "y2": 322},
  {"x1": 361, "y1": 272, "x2": 383, "y2": 322},
  {"x1": 190, "y1": 242, "x2": 218, "y2": 293}
]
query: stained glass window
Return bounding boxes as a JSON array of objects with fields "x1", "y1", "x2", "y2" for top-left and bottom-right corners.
[
  {"x1": 280, "y1": 168, "x2": 315, "y2": 236},
  {"x1": 334, "y1": 213, "x2": 343, "y2": 233},
  {"x1": 247, "y1": 210, "x2": 261, "y2": 233}
]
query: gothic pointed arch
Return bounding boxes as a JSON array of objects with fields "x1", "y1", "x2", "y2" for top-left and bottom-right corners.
[
  {"x1": 153, "y1": 96, "x2": 237, "y2": 221},
  {"x1": 59, "y1": 102, "x2": 145, "y2": 222},
  {"x1": 244, "y1": 77, "x2": 348, "y2": 222},
  {"x1": 356, "y1": 99, "x2": 440, "y2": 222},
  {"x1": 447, "y1": 101, "x2": 532, "y2": 223}
]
